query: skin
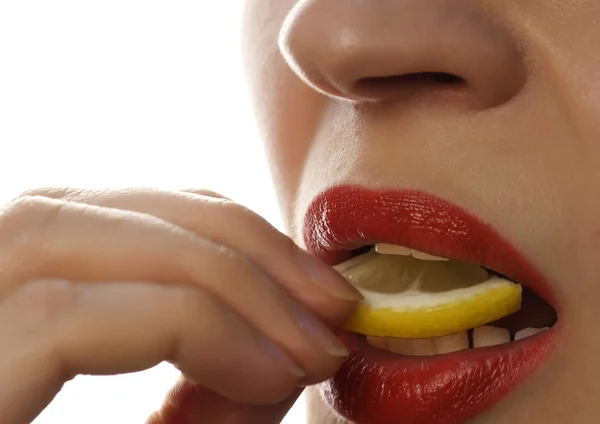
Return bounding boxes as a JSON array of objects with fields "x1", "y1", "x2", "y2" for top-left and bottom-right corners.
[
  {"x1": 241, "y1": 0, "x2": 600, "y2": 423},
  {"x1": 5, "y1": 1, "x2": 600, "y2": 424},
  {"x1": 0, "y1": 188, "x2": 361, "y2": 423}
]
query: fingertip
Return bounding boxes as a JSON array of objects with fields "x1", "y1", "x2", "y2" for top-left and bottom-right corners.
[{"x1": 294, "y1": 247, "x2": 364, "y2": 302}]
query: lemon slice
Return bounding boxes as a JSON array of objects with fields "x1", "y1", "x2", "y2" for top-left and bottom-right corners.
[{"x1": 335, "y1": 249, "x2": 522, "y2": 339}]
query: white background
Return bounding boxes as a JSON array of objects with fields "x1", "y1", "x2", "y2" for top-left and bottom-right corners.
[{"x1": 0, "y1": 1, "x2": 306, "y2": 423}]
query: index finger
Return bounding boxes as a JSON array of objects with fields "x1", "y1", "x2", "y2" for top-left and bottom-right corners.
[{"x1": 25, "y1": 187, "x2": 362, "y2": 327}]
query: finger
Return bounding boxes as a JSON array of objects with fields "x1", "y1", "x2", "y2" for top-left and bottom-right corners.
[
  {"x1": 23, "y1": 187, "x2": 362, "y2": 327},
  {"x1": 0, "y1": 196, "x2": 346, "y2": 382},
  {"x1": 11, "y1": 191, "x2": 352, "y2": 422},
  {"x1": 146, "y1": 378, "x2": 302, "y2": 424},
  {"x1": 0, "y1": 279, "x2": 306, "y2": 424}
]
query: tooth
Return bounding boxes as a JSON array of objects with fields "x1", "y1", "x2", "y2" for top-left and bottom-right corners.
[
  {"x1": 375, "y1": 243, "x2": 412, "y2": 256},
  {"x1": 473, "y1": 326, "x2": 511, "y2": 348},
  {"x1": 433, "y1": 332, "x2": 469, "y2": 354},
  {"x1": 411, "y1": 249, "x2": 449, "y2": 261},
  {"x1": 387, "y1": 338, "x2": 437, "y2": 356},
  {"x1": 366, "y1": 336, "x2": 390, "y2": 350},
  {"x1": 514, "y1": 327, "x2": 549, "y2": 341}
]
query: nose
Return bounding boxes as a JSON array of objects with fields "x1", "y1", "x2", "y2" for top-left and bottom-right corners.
[{"x1": 279, "y1": 0, "x2": 525, "y2": 108}]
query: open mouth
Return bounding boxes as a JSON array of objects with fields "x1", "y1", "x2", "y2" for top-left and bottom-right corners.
[
  {"x1": 338, "y1": 243, "x2": 558, "y2": 356},
  {"x1": 303, "y1": 185, "x2": 561, "y2": 424}
]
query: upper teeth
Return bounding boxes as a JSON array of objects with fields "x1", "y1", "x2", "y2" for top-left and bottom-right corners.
[
  {"x1": 375, "y1": 243, "x2": 412, "y2": 256},
  {"x1": 375, "y1": 243, "x2": 449, "y2": 261},
  {"x1": 411, "y1": 249, "x2": 450, "y2": 261},
  {"x1": 367, "y1": 326, "x2": 550, "y2": 356}
]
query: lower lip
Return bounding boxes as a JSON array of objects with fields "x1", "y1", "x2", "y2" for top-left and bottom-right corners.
[{"x1": 320, "y1": 328, "x2": 559, "y2": 424}]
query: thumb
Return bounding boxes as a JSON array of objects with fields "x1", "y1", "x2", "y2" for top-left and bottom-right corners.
[
  {"x1": 146, "y1": 261, "x2": 356, "y2": 424},
  {"x1": 146, "y1": 377, "x2": 303, "y2": 424}
]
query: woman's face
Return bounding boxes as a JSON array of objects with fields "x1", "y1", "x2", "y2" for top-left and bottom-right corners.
[{"x1": 242, "y1": 1, "x2": 600, "y2": 423}]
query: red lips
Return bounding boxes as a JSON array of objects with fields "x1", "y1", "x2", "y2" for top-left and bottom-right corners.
[{"x1": 303, "y1": 185, "x2": 559, "y2": 424}]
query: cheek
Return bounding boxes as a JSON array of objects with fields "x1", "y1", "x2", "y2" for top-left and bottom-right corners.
[
  {"x1": 572, "y1": 200, "x2": 600, "y2": 288},
  {"x1": 242, "y1": 0, "x2": 329, "y2": 222}
]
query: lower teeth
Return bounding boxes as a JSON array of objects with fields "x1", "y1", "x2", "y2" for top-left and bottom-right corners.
[
  {"x1": 514, "y1": 327, "x2": 549, "y2": 340},
  {"x1": 367, "y1": 326, "x2": 550, "y2": 356}
]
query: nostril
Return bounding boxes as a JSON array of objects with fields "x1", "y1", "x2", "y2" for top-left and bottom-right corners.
[
  {"x1": 414, "y1": 72, "x2": 464, "y2": 85},
  {"x1": 358, "y1": 72, "x2": 466, "y2": 87},
  {"x1": 354, "y1": 72, "x2": 467, "y2": 102}
]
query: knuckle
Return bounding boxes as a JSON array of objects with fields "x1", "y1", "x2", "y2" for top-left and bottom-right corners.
[
  {"x1": 5, "y1": 194, "x2": 57, "y2": 217},
  {"x1": 0, "y1": 196, "x2": 67, "y2": 243},
  {"x1": 0, "y1": 197, "x2": 73, "y2": 278},
  {"x1": 6, "y1": 193, "x2": 46, "y2": 211}
]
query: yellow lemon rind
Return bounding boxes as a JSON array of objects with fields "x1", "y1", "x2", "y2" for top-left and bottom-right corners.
[{"x1": 343, "y1": 284, "x2": 522, "y2": 339}]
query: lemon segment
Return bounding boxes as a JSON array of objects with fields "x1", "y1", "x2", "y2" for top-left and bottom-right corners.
[
  {"x1": 343, "y1": 280, "x2": 522, "y2": 339},
  {"x1": 335, "y1": 249, "x2": 522, "y2": 339}
]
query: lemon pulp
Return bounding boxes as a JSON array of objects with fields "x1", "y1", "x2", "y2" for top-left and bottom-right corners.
[{"x1": 335, "y1": 249, "x2": 522, "y2": 339}]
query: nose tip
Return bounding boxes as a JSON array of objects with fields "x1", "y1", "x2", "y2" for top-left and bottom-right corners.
[{"x1": 279, "y1": 0, "x2": 526, "y2": 109}]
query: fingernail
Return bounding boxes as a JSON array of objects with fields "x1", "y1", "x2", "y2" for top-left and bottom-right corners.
[
  {"x1": 257, "y1": 335, "x2": 307, "y2": 379},
  {"x1": 289, "y1": 301, "x2": 349, "y2": 358},
  {"x1": 295, "y1": 248, "x2": 363, "y2": 301}
]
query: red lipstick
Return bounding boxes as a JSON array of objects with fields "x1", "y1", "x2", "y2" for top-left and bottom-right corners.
[{"x1": 303, "y1": 185, "x2": 559, "y2": 424}]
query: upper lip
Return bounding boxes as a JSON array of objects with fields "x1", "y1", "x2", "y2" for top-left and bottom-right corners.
[{"x1": 303, "y1": 184, "x2": 557, "y2": 309}]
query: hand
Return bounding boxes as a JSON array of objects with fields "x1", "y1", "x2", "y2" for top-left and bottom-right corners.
[{"x1": 0, "y1": 187, "x2": 361, "y2": 424}]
